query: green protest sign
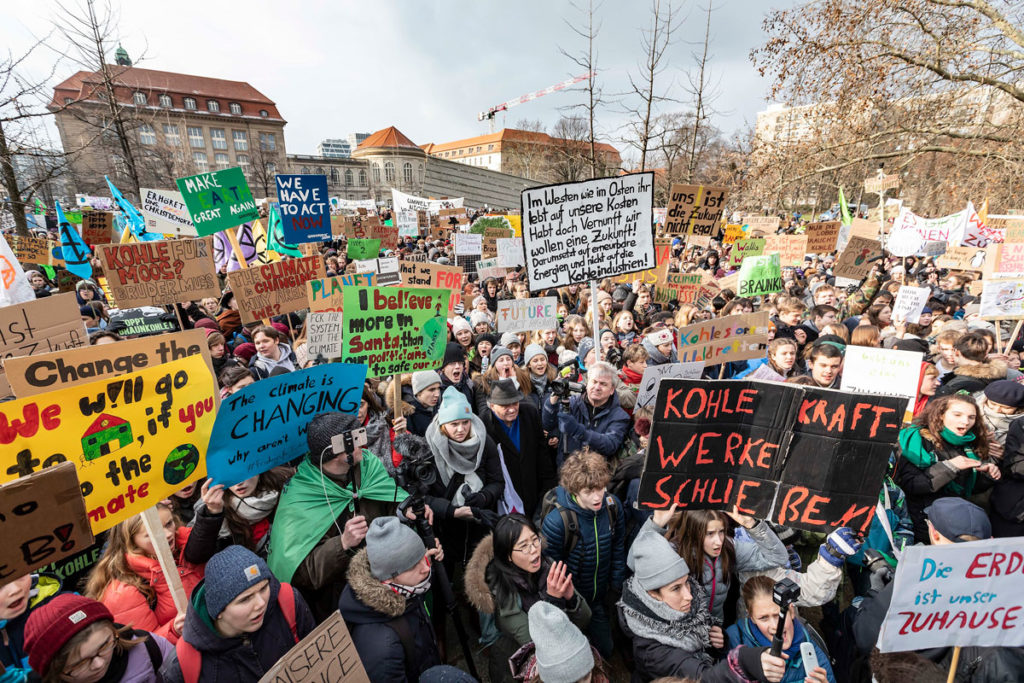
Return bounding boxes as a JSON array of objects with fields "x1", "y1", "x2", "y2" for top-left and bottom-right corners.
[
  {"x1": 738, "y1": 253, "x2": 783, "y2": 297},
  {"x1": 347, "y1": 238, "x2": 381, "y2": 261},
  {"x1": 175, "y1": 167, "x2": 258, "y2": 236},
  {"x1": 341, "y1": 286, "x2": 450, "y2": 378}
]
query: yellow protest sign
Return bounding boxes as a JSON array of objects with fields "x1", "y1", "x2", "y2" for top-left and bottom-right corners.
[{"x1": 0, "y1": 355, "x2": 215, "y2": 533}]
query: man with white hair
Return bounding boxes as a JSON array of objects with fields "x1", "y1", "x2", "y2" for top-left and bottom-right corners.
[{"x1": 542, "y1": 361, "x2": 631, "y2": 465}]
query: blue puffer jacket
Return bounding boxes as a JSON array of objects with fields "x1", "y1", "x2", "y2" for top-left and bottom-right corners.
[
  {"x1": 542, "y1": 391, "x2": 630, "y2": 466},
  {"x1": 727, "y1": 617, "x2": 836, "y2": 683},
  {"x1": 540, "y1": 487, "x2": 626, "y2": 606},
  {"x1": 0, "y1": 574, "x2": 62, "y2": 683}
]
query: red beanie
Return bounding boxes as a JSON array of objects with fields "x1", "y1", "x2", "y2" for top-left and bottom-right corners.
[{"x1": 25, "y1": 594, "x2": 113, "y2": 676}]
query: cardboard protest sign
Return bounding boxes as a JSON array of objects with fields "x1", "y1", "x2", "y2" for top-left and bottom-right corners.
[
  {"x1": 497, "y1": 237, "x2": 525, "y2": 267},
  {"x1": 258, "y1": 611, "x2": 370, "y2": 683},
  {"x1": 805, "y1": 221, "x2": 841, "y2": 253},
  {"x1": 207, "y1": 364, "x2": 366, "y2": 487},
  {"x1": 638, "y1": 379, "x2": 905, "y2": 533},
  {"x1": 764, "y1": 234, "x2": 808, "y2": 267},
  {"x1": 737, "y1": 253, "x2": 783, "y2": 297},
  {"x1": 8, "y1": 235, "x2": 61, "y2": 267},
  {"x1": 5, "y1": 329, "x2": 214, "y2": 397},
  {"x1": 0, "y1": 462, "x2": 93, "y2": 584},
  {"x1": 980, "y1": 279, "x2": 1024, "y2": 320},
  {"x1": 840, "y1": 346, "x2": 923, "y2": 423},
  {"x1": 97, "y1": 238, "x2": 220, "y2": 308},
  {"x1": 988, "y1": 242, "x2": 1024, "y2": 278},
  {"x1": 476, "y1": 257, "x2": 508, "y2": 280},
  {"x1": 347, "y1": 238, "x2": 380, "y2": 261},
  {"x1": 850, "y1": 217, "x2": 881, "y2": 240},
  {"x1": 0, "y1": 293, "x2": 88, "y2": 361},
  {"x1": 722, "y1": 224, "x2": 746, "y2": 245},
  {"x1": 664, "y1": 184, "x2": 728, "y2": 237},
  {"x1": 341, "y1": 286, "x2": 450, "y2": 377},
  {"x1": 355, "y1": 257, "x2": 400, "y2": 286},
  {"x1": 834, "y1": 236, "x2": 883, "y2": 280},
  {"x1": 612, "y1": 239, "x2": 672, "y2": 287},
  {"x1": 656, "y1": 273, "x2": 708, "y2": 306},
  {"x1": 0, "y1": 355, "x2": 215, "y2": 533},
  {"x1": 81, "y1": 211, "x2": 113, "y2": 247},
  {"x1": 496, "y1": 297, "x2": 558, "y2": 333},
  {"x1": 227, "y1": 255, "x2": 325, "y2": 324},
  {"x1": 727, "y1": 238, "x2": 765, "y2": 269},
  {"x1": 306, "y1": 312, "x2": 343, "y2": 360},
  {"x1": 399, "y1": 261, "x2": 463, "y2": 315},
  {"x1": 892, "y1": 286, "x2": 931, "y2": 324},
  {"x1": 140, "y1": 188, "x2": 198, "y2": 237},
  {"x1": 675, "y1": 311, "x2": 771, "y2": 366},
  {"x1": 636, "y1": 362, "x2": 704, "y2": 409},
  {"x1": 878, "y1": 537, "x2": 1024, "y2": 652},
  {"x1": 521, "y1": 173, "x2": 656, "y2": 292},
  {"x1": 276, "y1": 174, "x2": 331, "y2": 244},
  {"x1": 307, "y1": 274, "x2": 379, "y2": 313},
  {"x1": 455, "y1": 233, "x2": 482, "y2": 256},
  {"x1": 482, "y1": 227, "x2": 513, "y2": 258},
  {"x1": 934, "y1": 245, "x2": 987, "y2": 272},
  {"x1": 176, "y1": 168, "x2": 259, "y2": 236},
  {"x1": 864, "y1": 174, "x2": 901, "y2": 194},
  {"x1": 742, "y1": 216, "x2": 780, "y2": 233}
]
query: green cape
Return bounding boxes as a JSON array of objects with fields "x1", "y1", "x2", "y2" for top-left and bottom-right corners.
[{"x1": 267, "y1": 450, "x2": 408, "y2": 583}]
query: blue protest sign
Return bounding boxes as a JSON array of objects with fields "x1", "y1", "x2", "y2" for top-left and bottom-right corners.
[
  {"x1": 55, "y1": 200, "x2": 92, "y2": 279},
  {"x1": 275, "y1": 174, "x2": 331, "y2": 244},
  {"x1": 205, "y1": 363, "x2": 367, "y2": 486}
]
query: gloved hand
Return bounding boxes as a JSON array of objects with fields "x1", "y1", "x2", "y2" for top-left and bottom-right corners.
[
  {"x1": 454, "y1": 303, "x2": 465, "y2": 315},
  {"x1": 819, "y1": 527, "x2": 862, "y2": 567},
  {"x1": 557, "y1": 413, "x2": 583, "y2": 439},
  {"x1": 786, "y1": 544, "x2": 803, "y2": 571},
  {"x1": 463, "y1": 491, "x2": 487, "y2": 508},
  {"x1": 471, "y1": 507, "x2": 500, "y2": 528}
]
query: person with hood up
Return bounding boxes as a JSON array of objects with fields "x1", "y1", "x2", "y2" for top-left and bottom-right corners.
[
  {"x1": 159, "y1": 546, "x2": 315, "y2": 683},
  {"x1": 618, "y1": 527, "x2": 787, "y2": 683},
  {"x1": 247, "y1": 326, "x2": 297, "y2": 380},
  {"x1": 339, "y1": 517, "x2": 443, "y2": 682},
  {"x1": 542, "y1": 361, "x2": 630, "y2": 466},
  {"x1": 641, "y1": 328, "x2": 678, "y2": 366},
  {"x1": 0, "y1": 572, "x2": 63, "y2": 683},
  {"x1": 266, "y1": 411, "x2": 407, "y2": 621}
]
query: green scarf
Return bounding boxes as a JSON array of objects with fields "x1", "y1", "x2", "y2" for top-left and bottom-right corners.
[
  {"x1": 267, "y1": 450, "x2": 408, "y2": 583},
  {"x1": 898, "y1": 425, "x2": 979, "y2": 496}
]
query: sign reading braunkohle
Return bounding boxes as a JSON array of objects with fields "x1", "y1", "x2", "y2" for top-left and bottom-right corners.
[
  {"x1": 521, "y1": 173, "x2": 655, "y2": 293},
  {"x1": 638, "y1": 378, "x2": 905, "y2": 534}
]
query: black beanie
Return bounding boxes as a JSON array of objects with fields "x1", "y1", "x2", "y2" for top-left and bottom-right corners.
[
  {"x1": 306, "y1": 412, "x2": 359, "y2": 461},
  {"x1": 443, "y1": 342, "x2": 466, "y2": 367}
]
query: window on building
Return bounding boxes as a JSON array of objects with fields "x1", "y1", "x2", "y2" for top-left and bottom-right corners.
[
  {"x1": 192, "y1": 151, "x2": 208, "y2": 172},
  {"x1": 187, "y1": 126, "x2": 204, "y2": 148},
  {"x1": 138, "y1": 123, "x2": 156, "y2": 145},
  {"x1": 63, "y1": 97, "x2": 73, "y2": 104},
  {"x1": 214, "y1": 153, "x2": 230, "y2": 170},
  {"x1": 267, "y1": 162, "x2": 276, "y2": 176},
  {"x1": 372, "y1": 163, "x2": 381, "y2": 183},
  {"x1": 229, "y1": 102, "x2": 242, "y2": 115},
  {"x1": 210, "y1": 128, "x2": 227, "y2": 150},
  {"x1": 184, "y1": 97, "x2": 197, "y2": 110},
  {"x1": 330, "y1": 168, "x2": 339, "y2": 184},
  {"x1": 259, "y1": 110, "x2": 268, "y2": 118},
  {"x1": 259, "y1": 132, "x2": 276, "y2": 151},
  {"x1": 344, "y1": 169, "x2": 353, "y2": 186},
  {"x1": 403, "y1": 162, "x2": 413, "y2": 184},
  {"x1": 358, "y1": 169, "x2": 367, "y2": 186},
  {"x1": 488, "y1": 144, "x2": 494, "y2": 151},
  {"x1": 163, "y1": 124, "x2": 181, "y2": 146},
  {"x1": 207, "y1": 100, "x2": 220, "y2": 112},
  {"x1": 133, "y1": 91, "x2": 147, "y2": 106},
  {"x1": 476, "y1": 146, "x2": 481, "y2": 152},
  {"x1": 232, "y1": 130, "x2": 248, "y2": 151},
  {"x1": 159, "y1": 94, "x2": 172, "y2": 108},
  {"x1": 384, "y1": 161, "x2": 395, "y2": 182},
  {"x1": 237, "y1": 154, "x2": 251, "y2": 175},
  {"x1": 417, "y1": 164, "x2": 424, "y2": 183}
]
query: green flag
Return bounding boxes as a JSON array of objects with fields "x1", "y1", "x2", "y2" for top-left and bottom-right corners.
[
  {"x1": 33, "y1": 198, "x2": 46, "y2": 215},
  {"x1": 267, "y1": 203, "x2": 301, "y2": 258},
  {"x1": 838, "y1": 187, "x2": 852, "y2": 226}
]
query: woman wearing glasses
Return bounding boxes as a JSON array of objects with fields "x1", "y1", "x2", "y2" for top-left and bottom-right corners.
[
  {"x1": 23, "y1": 593, "x2": 171, "y2": 683},
  {"x1": 466, "y1": 514, "x2": 593, "y2": 683}
]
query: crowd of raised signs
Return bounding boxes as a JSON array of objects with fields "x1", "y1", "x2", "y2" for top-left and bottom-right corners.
[{"x1": 3, "y1": 197, "x2": 1024, "y2": 683}]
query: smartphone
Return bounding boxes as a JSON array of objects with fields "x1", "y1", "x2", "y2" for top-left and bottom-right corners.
[
  {"x1": 800, "y1": 642, "x2": 820, "y2": 678},
  {"x1": 331, "y1": 427, "x2": 368, "y2": 455}
]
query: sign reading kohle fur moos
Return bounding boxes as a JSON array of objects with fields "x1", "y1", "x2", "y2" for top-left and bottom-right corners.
[{"x1": 97, "y1": 238, "x2": 220, "y2": 309}]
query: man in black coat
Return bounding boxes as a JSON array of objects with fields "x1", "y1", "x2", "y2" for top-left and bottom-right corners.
[{"x1": 481, "y1": 378, "x2": 558, "y2": 519}]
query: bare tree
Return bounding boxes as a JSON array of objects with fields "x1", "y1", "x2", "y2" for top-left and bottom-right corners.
[
  {"x1": 683, "y1": 0, "x2": 724, "y2": 181},
  {"x1": 513, "y1": 118, "x2": 546, "y2": 133},
  {"x1": 560, "y1": 0, "x2": 605, "y2": 177},
  {"x1": 620, "y1": 0, "x2": 681, "y2": 171},
  {"x1": 550, "y1": 115, "x2": 592, "y2": 182}
]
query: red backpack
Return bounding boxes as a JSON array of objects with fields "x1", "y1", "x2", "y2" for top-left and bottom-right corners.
[{"x1": 175, "y1": 582, "x2": 298, "y2": 683}]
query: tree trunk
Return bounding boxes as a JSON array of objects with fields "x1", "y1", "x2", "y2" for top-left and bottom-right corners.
[{"x1": 0, "y1": 119, "x2": 30, "y2": 237}]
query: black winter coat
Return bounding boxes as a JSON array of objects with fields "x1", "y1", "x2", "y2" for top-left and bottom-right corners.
[
  {"x1": 404, "y1": 390, "x2": 437, "y2": 438},
  {"x1": 480, "y1": 403, "x2": 557, "y2": 518},
  {"x1": 338, "y1": 549, "x2": 440, "y2": 683},
  {"x1": 992, "y1": 418, "x2": 1024, "y2": 525}
]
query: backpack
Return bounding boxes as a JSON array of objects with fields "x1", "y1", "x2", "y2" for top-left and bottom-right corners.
[
  {"x1": 175, "y1": 582, "x2": 298, "y2": 683},
  {"x1": 538, "y1": 488, "x2": 619, "y2": 558}
]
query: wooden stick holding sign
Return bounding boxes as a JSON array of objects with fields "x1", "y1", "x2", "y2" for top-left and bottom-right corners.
[
  {"x1": 140, "y1": 506, "x2": 187, "y2": 614},
  {"x1": 225, "y1": 228, "x2": 272, "y2": 327},
  {"x1": 947, "y1": 647, "x2": 960, "y2": 683}
]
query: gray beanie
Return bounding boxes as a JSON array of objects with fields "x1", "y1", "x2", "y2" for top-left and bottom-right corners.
[
  {"x1": 577, "y1": 336, "x2": 596, "y2": 364},
  {"x1": 523, "y1": 343, "x2": 546, "y2": 365},
  {"x1": 412, "y1": 370, "x2": 442, "y2": 396},
  {"x1": 490, "y1": 345, "x2": 514, "y2": 366},
  {"x1": 499, "y1": 332, "x2": 521, "y2": 348},
  {"x1": 204, "y1": 546, "x2": 274, "y2": 617},
  {"x1": 629, "y1": 529, "x2": 690, "y2": 591},
  {"x1": 366, "y1": 517, "x2": 426, "y2": 580},
  {"x1": 528, "y1": 602, "x2": 594, "y2": 683}
]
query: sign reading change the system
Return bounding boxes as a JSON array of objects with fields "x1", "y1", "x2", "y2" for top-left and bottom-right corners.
[{"x1": 521, "y1": 173, "x2": 655, "y2": 292}]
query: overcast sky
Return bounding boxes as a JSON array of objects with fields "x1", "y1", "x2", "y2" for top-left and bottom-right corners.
[{"x1": 3, "y1": 0, "x2": 798, "y2": 160}]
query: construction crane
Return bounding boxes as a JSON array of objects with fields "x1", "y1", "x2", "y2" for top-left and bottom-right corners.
[{"x1": 477, "y1": 72, "x2": 594, "y2": 132}]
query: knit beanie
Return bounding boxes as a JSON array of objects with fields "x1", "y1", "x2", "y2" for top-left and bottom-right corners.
[
  {"x1": 204, "y1": 546, "x2": 274, "y2": 617},
  {"x1": 412, "y1": 370, "x2": 442, "y2": 396},
  {"x1": 437, "y1": 386, "x2": 473, "y2": 424},
  {"x1": 366, "y1": 517, "x2": 426, "y2": 580},
  {"x1": 499, "y1": 332, "x2": 521, "y2": 348},
  {"x1": 985, "y1": 379, "x2": 1024, "y2": 408},
  {"x1": 443, "y1": 342, "x2": 466, "y2": 367},
  {"x1": 490, "y1": 345, "x2": 514, "y2": 366},
  {"x1": 528, "y1": 602, "x2": 594, "y2": 683},
  {"x1": 25, "y1": 594, "x2": 113, "y2": 677},
  {"x1": 475, "y1": 333, "x2": 499, "y2": 352},
  {"x1": 470, "y1": 311, "x2": 491, "y2": 328},
  {"x1": 306, "y1": 411, "x2": 359, "y2": 462},
  {"x1": 523, "y1": 343, "x2": 546, "y2": 366},
  {"x1": 451, "y1": 316, "x2": 472, "y2": 335},
  {"x1": 577, "y1": 337, "x2": 596, "y2": 364},
  {"x1": 233, "y1": 342, "x2": 257, "y2": 363},
  {"x1": 629, "y1": 529, "x2": 690, "y2": 591}
]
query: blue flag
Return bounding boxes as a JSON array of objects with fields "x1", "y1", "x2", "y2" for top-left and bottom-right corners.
[
  {"x1": 105, "y1": 176, "x2": 161, "y2": 241},
  {"x1": 55, "y1": 200, "x2": 93, "y2": 280}
]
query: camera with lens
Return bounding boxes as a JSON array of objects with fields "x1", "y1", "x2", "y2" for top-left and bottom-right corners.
[
  {"x1": 551, "y1": 358, "x2": 584, "y2": 401},
  {"x1": 393, "y1": 433, "x2": 437, "y2": 493}
]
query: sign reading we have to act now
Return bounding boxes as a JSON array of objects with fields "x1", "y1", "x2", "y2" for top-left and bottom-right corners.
[
  {"x1": 0, "y1": 355, "x2": 215, "y2": 533},
  {"x1": 521, "y1": 173, "x2": 656, "y2": 292}
]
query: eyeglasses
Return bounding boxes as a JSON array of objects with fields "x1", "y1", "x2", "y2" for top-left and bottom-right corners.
[
  {"x1": 513, "y1": 536, "x2": 541, "y2": 554},
  {"x1": 63, "y1": 635, "x2": 115, "y2": 676}
]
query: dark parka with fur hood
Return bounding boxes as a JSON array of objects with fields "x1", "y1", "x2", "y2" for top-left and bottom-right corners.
[
  {"x1": 337, "y1": 549, "x2": 441, "y2": 683},
  {"x1": 385, "y1": 374, "x2": 437, "y2": 438},
  {"x1": 934, "y1": 359, "x2": 1008, "y2": 398}
]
